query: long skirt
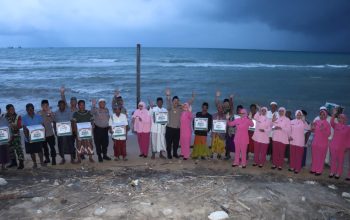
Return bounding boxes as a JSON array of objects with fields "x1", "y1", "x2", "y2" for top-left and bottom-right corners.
[
  {"x1": 191, "y1": 135, "x2": 210, "y2": 158},
  {"x1": 211, "y1": 134, "x2": 225, "y2": 155}
]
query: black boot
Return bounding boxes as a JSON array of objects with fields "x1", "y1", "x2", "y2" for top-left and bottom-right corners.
[
  {"x1": 17, "y1": 160, "x2": 24, "y2": 169},
  {"x1": 103, "y1": 155, "x2": 111, "y2": 161},
  {"x1": 6, "y1": 159, "x2": 17, "y2": 168},
  {"x1": 51, "y1": 157, "x2": 56, "y2": 165}
]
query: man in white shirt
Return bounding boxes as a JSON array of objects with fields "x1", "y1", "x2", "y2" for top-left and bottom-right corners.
[
  {"x1": 149, "y1": 97, "x2": 168, "y2": 159},
  {"x1": 267, "y1": 101, "x2": 278, "y2": 120}
]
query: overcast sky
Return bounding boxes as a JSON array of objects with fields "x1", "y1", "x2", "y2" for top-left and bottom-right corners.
[{"x1": 1, "y1": 0, "x2": 349, "y2": 52}]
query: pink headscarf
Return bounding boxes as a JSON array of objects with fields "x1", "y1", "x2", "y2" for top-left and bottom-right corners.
[
  {"x1": 295, "y1": 110, "x2": 303, "y2": 117},
  {"x1": 278, "y1": 107, "x2": 286, "y2": 116}
]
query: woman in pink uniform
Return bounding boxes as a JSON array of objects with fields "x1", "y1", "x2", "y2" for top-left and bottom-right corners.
[
  {"x1": 228, "y1": 109, "x2": 254, "y2": 168},
  {"x1": 289, "y1": 110, "x2": 310, "y2": 173},
  {"x1": 132, "y1": 101, "x2": 152, "y2": 158},
  {"x1": 180, "y1": 103, "x2": 193, "y2": 160},
  {"x1": 252, "y1": 107, "x2": 272, "y2": 168},
  {"x1": 271, "y1": 107, "x2": 291, "y2": 170},
  {"x1": 329, "y1": 110, "x2": 350, "y2": 179},
  {"x1": 310, "y1": 109, "x2": 331, "y2": 176}
]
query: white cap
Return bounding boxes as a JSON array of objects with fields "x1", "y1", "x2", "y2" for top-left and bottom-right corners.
[
  {"x1": 270, "y1": 101, "x2": 278, "y2": 106},
  {"x1": 98, "y1": 98, "x2": 106, "y2": 103},
  {"x1": 319, "y1": 106, "x2": 327, "y2": 111}
]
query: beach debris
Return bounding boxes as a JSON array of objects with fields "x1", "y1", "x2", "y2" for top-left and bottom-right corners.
[
  {"x1": 130, "y1": 179, "x2": 139, "y2": 187},
  {"x1": 281, "y1": 207, "x2": 286, "y2": 220},
  {"x1": 94, "y1": 207, "x2": 106, "y2": 216},
  {"x1": 41, "y1": 179, "x2": 49, "y2": 183},
  {"x1": 32, "y1": 197, "x2": 46, "y2": 203},
  {"x1": 328, "y1": 185, "x2": 337, "y2": 190},
  {"x1": 304, "y1": 180, "x2": 317, "y2": 185},
  {"x1": 53, "y1": 180, "x2": 60, "y2": 186},
  {"x1": 36, "y1": 210, "x2": 42, "y2": 214},
  {"x1": 236, "y1": 200, "x2": 251, "y2": 211},
  {"x1": 0, "y1": 178, "x2": 7, "y2": 186},
  {"x1": 208, "y1": 211, "x2": 229, "y2": 220},
  {"x1": 288, "y1": 178, "x2": 293, "y2": 183},
  {"x1": 162, "y1": 208, "x2": 173, "y2": 216},
  {"x1": 301, "y1": 196, "x2": 306, "y2": 202},
  {"x1": 140, "y1": 202, "x2": 153, "y2": 206},
  {"x1": 342, "y1": 192, "x2": 350, "y2": 199},
  {"x1": 220, "y1": 204, "x2": 230, "y2": 214}
]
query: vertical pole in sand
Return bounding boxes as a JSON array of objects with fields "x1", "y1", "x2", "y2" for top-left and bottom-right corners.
[{"x1": 136, "y1": 44, "x2": 141, "y2": 108}]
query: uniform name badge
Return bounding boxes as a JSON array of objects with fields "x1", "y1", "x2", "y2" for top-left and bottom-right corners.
[
  {"x1": 0, "y1": 126, "x2": 10, "y2": 143},
  {"x1": 249, "y1": 119, "x2": 257, "y2": 131},
  {"x1": 194, "y1": 118, "x2": 208, "y2": 131},
  {"x1": 56, "y1": 121, "x2": 72, "y2": 136},
  {"x1": 154, "y1": 112, "x2": 168, "y2": 124},
  {"x1": 112, "y1": 122, "x2": 127, "y2": 139},
  {"x1": 27, "y1": 125, "x2": 45, "y2": 143},
  {"x1": 77, "y1": 122, "x2": 92, "y2": 140},
  {"x1": 213, "y1": 120, "x2": 227, "y2": 133}
]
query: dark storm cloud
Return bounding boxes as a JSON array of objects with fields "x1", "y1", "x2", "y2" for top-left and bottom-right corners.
[{"x1": 208, "y1": 0, "x2": 350, "y2": 36}]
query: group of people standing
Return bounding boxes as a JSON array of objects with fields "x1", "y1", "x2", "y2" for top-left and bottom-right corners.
[{"x1": 1, "y1": 88, "x2": 350, "y2": 181}]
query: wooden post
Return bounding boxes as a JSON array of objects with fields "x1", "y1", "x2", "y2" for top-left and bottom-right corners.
[{"x1": 136, "y1": 44, "x2": 141, "y2": 108}]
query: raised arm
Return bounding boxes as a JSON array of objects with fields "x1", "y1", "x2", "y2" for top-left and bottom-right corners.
[
  {"x1": 188, "y1": 90, "x2": 195, "y2": 105},
  {"x1": 215, "y1": 90, "x2": 221, "y2": 107},
  {"x1": 229, "y1": 94, "x2": 234, "y2": 116},
  {"x1": 60, "y1": 86, "x2": 67, "y2": 104},
  {"x1": 165, "y1": 88, "x2": 172, "y2": 110}
]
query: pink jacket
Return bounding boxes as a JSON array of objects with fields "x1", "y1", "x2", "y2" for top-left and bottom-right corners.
[
  {"x1": 252, "y1": 114, "x2": 272, "y2": 144},
  {"x1": 312, "y1": 119, "x2": 331, "y2": 148},
  {"x1": 228, "y1": 117, "x2": 254, "y2": 145},
  {"x1": 132, "y1": 109, "x2": 151, "y2": 133},
  {"x1": 180, "y1": 111, "x2": 192, "y2": 138},
  {"x1": 272, "y1": 116, "x2": 291, "y2": 145},
  {"x1": 330, "y1": 117, "x2": 350, "y2": 148},
  {"x1": 290, "y1": 119, "x2": 310, "y2": 147}
]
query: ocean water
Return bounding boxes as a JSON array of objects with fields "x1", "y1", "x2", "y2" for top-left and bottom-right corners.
[{"x1": 0, "y1": 47, "x2": 349, "y2": 119}]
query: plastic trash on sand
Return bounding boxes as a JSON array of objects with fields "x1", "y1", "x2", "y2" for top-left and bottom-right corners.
[
  {"x1": 0, "y1": 178, "x2": 7, "y2": 186},
  {"x1": 208, "y1": 211, "x2": 229, "y2": 220}
]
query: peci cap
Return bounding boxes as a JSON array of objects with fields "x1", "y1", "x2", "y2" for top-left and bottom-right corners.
[
  {"x1": 98, "y1": 98, "x2": 106, "y2": 103},
  {"x1": 319, "y1": 106, "x2": 327, "y2": 111},
  {"x1": 70, "y1": 97, "x2": 77, "y2": 101},
  {"x1": 270, "y1": 101, "x2": 278, "y2": 106}
]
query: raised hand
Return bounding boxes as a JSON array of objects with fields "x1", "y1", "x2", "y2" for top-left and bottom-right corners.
[
  {"x1": 60, "y1": 86, "x2": 65, "y2": 94},
  {"x1": 216, "y1": 90, "x2": 221, "y2": 97},
  {"x1": 229, "y1": 94, "x2": 234, "y2": 99},
  {"x1": 165, "y1": 88, "x2": 171, "y2": 96},
  {"x1": 92, "y1": 98, "x2": 97, "y2": 106},
  {"x1": 114, "y1": 89, "x2": 120, "y2": 97}
]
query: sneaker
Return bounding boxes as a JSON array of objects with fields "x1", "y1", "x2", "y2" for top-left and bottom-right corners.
[
  {"x1": 123, "y1": 158, "x2": 128, "y2": 161},
  {"x1": 98, "y1": 155, "x2": 103, "y2": 163},
  {"x1": 51, "y1": 157, "x2": 57, "y2": 166},
  {"x1": 89, "y1": 158, "x2": 95, "y2": 163},
  {"x1": 59, "y1": 159, "x2": 66, "y2": 165},
  {"x1": 32, "y1": 163, "x2": 38, "y2": 169}
]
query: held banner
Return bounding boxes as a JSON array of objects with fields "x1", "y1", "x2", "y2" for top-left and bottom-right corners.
[
  {"x1": 77, "y1": 122, "x2": 92, "y2": 140},
  {"x1": 0, "y1": 126, "x2": 10, "y2": 143},
  {"x1": 112, "y1": 122, "x2": 127, "y2": 139},
  {"x1": 194, "y1": 118, "x2": 208, "y2": 131},
  {"x1": 56, "y1": 121, "x2": 72, "y2": 136},
  {"x1": 212, "y1": 120, "x2": 227, "y2": 133},
  {"x1": 27, "y1": 125, "x2": 45, "y2": 143},
  {"x1": 154, "y1": 112, "x2": 168, "y2": 124}
]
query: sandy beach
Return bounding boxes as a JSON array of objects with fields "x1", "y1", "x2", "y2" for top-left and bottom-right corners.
[{"x1": 1, "y1": 134, "x2": 350, "y2": 219}]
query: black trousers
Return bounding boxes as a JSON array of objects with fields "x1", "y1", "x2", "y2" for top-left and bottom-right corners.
[
  {"x1": 94, "y1": 126, "x2": 109, "y2": 156},
  {"x1": 165, "y1": 126, "x2": 180, "y2": 156},
  {"x1": 43, "y1": 135, "x2": 56, "y2": 158}
]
